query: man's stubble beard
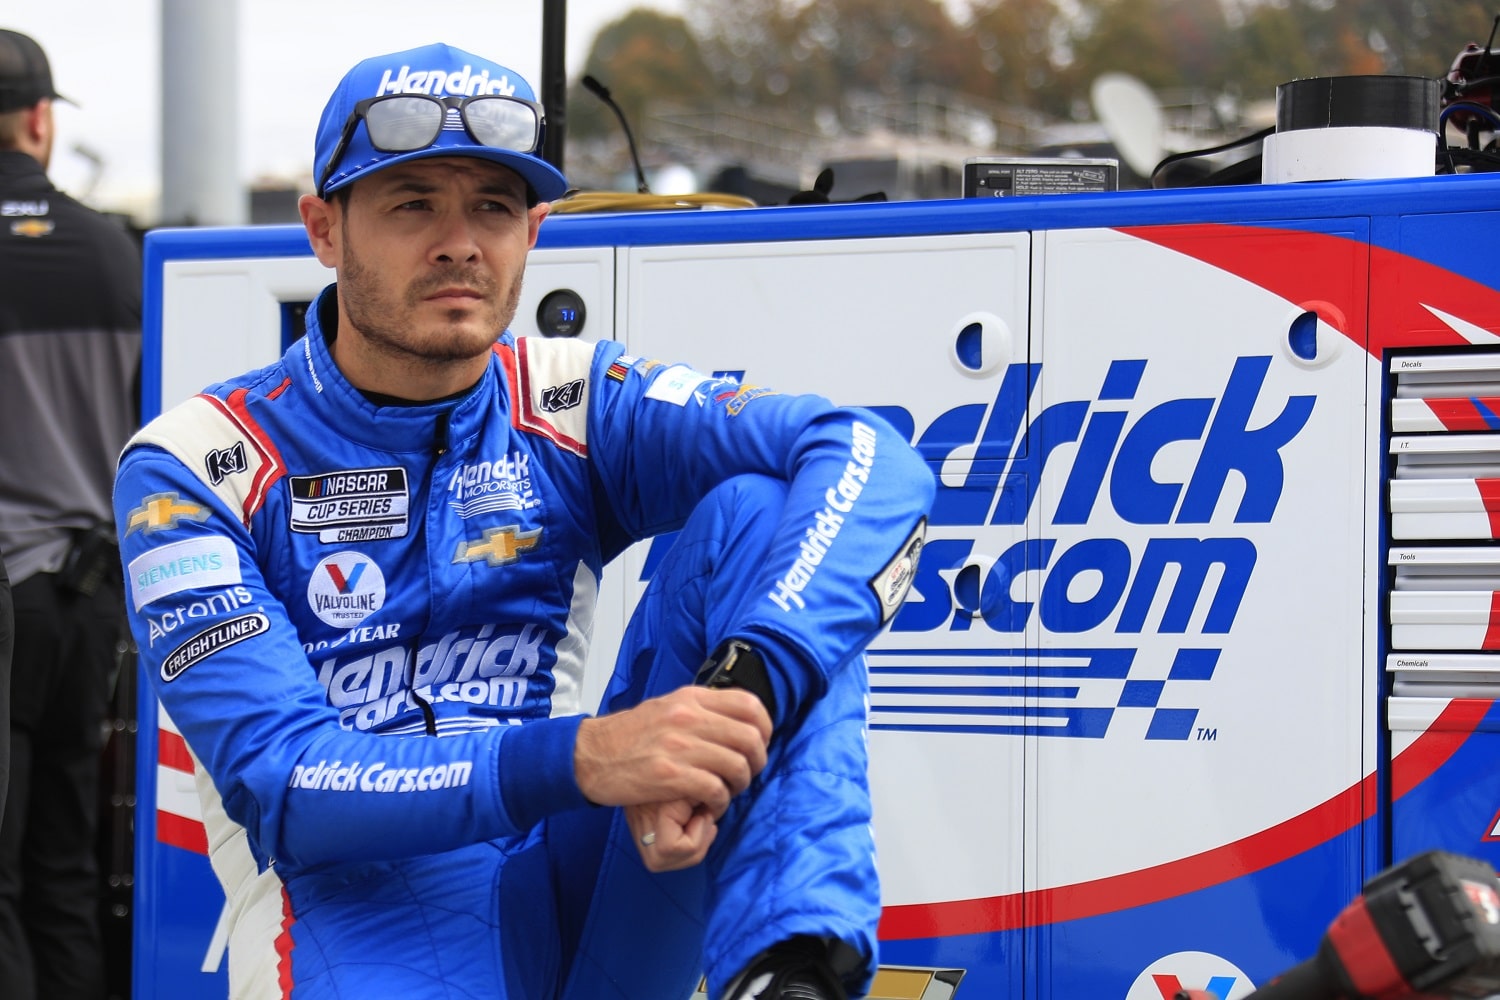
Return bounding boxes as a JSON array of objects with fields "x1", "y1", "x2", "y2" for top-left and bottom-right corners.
[{"x1": 339, "y1": 225, "x2": 524, "y2": 367}]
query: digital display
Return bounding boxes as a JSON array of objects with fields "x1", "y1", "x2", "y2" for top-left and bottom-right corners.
[{"x1": 537, "y1": 288, "x2": 587, "y2": 338}]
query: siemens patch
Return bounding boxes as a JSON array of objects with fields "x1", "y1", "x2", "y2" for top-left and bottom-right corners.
[
  {"x1": 644, "y1": 365, "x2": 713, "y2": 406},
  {"x1": 290, "y1": 467, "x2": 410, "y2": 542},
  {"x1": 129, "y1": 536, "x2": 242, "y2": 611},
  {"x1": 160, "y1": 613, "x2": 270, "y2": 681}
]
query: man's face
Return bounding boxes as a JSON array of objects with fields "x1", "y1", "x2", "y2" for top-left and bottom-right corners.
[{"x1": 330, "y1": 156, "x2": 545, "y2": 372}]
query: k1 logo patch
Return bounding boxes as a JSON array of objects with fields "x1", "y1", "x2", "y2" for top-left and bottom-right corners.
[
  {"x1": 541, "y1": 378, "x2": 585, "y2": 412},
  {"x1": 205, "y1": 442, "x2": 248, "y2": 485}
]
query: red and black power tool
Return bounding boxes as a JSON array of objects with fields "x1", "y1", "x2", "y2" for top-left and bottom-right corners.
[{"x1": 1178, "y1": 850, "x2": 1500, "y2": 1000}]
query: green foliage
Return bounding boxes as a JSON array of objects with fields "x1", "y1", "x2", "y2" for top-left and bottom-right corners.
[
  {"x1": 567, "y1": 0, "x2": 1500, "y2": 133},
  {"x1": 966, "y1": 0, "x2": 1073, "y2": 117},
  {"x1": 691, "y1": 0, "x2": 981, "y2": 114},
  {"x1": 567, "y1": 8, "x2": 713, "y2": 140},
  {"x1": 1066, "y1": 0, "x2": 1233, "y2": 96}
]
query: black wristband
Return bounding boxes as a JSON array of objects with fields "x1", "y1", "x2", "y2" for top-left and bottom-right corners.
[{"x1": 695, "y1": 639, "x2": 778, "y2": 721}]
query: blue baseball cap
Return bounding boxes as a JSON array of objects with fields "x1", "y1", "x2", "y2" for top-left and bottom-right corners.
[{"x1": 313, "y1": 42, "x2": 568, "y2": 201}]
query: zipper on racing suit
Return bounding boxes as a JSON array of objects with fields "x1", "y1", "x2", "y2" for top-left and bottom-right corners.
[{"x1": 404, "y1": 408, "x2": 453, "y2": 738}]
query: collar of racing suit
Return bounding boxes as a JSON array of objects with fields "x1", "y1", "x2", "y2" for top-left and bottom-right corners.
[{"x1": 288, "y1": 284, "x2": 505, "y2": 455}]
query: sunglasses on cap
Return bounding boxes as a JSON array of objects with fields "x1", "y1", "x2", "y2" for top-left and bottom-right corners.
[{"x1": 317, "y1": 93, "x2": 546, "y2": 197}]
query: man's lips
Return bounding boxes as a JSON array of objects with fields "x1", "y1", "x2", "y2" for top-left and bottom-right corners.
[{"x1": 425, "y1": 287, "x2": 484, "y2": 303}]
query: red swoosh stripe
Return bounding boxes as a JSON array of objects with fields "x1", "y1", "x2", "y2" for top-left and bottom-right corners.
[
  {"x1": 1486, "y1": 593, "x2": 1500, "y2": 652},
  {"x1": 278, "y1": 885, "x2": 296, "y2": 998},
  {"x1": 1115, "y1": 224, "x2": 1500, "y2": 357},
  {"x1": 1427, "y1": 397, "x2": 1500, "y2": 431},
  {"x1": 158, "y1": 728, "x2": 194, "y2": 774},
  {"x1": 879, "y1": 699, "x2": 1491, "y2": 940},
  {"x1": 157, "y1": 810, "x2": 209, "y2": 855},
  {"x1": 1480, "y1": 480, "x2": 1500, "y2": 538}
]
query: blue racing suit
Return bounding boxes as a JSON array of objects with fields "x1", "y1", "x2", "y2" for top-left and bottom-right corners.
[{"x1": 114, "y1": 287, "x2": 934, "y2": 999}]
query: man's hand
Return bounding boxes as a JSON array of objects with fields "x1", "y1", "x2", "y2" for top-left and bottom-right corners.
[
  {"x1": 575, "y1": 685, "x2": 772, "y2": 819},
  {"x1": 626, "y1": 799, "x2": 716, "y2": 872}
]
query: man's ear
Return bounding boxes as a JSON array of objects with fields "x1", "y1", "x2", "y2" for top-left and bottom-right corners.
[
  {"x1": 26, "y1": 99, "x2": 50, "y2": 145},
  {"x1": 299, "y1": 193, "x2": 341, "y2": 268},
  {"x1": 527, "y1": 201, "x2": 549, "y2": 249}
]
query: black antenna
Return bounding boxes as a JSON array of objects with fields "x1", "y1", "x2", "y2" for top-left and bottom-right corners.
[
  {"x1": 1484, "y1": 14, "x2": 1500, "y2": 76},
  {"x1": 582, "y1": 75, "x2": 651, "y2": 194},
  {"x1": 540, "y1": 0, "x2": 567, "y2": 174}
]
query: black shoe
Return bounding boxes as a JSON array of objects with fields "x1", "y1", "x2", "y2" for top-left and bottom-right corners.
[{"x1": 719, "y1": 936, "x2": 849, "y2": 1000}]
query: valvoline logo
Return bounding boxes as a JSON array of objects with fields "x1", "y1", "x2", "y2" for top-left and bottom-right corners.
[
  {"x1": 1126, "y1": 951, "x2": 1256, "y2": 1000},
  {"x1": 308, "y1": 552, "x2": 386, "y2": 629}
]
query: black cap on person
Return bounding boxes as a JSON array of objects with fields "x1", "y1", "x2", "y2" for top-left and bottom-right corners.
[{"x1": 0, "y1": 29, "x2": 69, "y2": 113}]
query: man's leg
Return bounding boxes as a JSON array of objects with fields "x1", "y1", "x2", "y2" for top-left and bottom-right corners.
[
  {"x1": 0, "y1": 573, "x2": 53, "y2": 1000},
  {"x1": 0, "y1": 604, "x2": 35, "y2": 1000},
  {"x1": 0, "y1": 550, "x2": 12, "y2": 834},
  {"x1": 0, "y1": 551, "x2": 13, "y2": 994},
  {"x1": 6, "y1": 574, "x2": 113, "y2": 1000},
  {"x1": 559, "y1": 474, "x2": 879, "y2": 1000}
]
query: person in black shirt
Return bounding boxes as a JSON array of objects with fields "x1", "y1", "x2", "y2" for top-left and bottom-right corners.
[
  {"x1": 0, "y1": 549, "x2": 11, "y2": 828},
  {"x1": 0, "y1": 28, "x2": 141, "y2": 1000}
]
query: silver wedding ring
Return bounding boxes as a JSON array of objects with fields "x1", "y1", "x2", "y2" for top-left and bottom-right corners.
[{"x1": 640, "y1": 831, "x2": 657, "y2": 847}]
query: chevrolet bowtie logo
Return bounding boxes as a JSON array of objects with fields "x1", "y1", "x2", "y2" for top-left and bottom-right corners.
[
  {"x1": 453, "y1": 525, "x2": 542, "y2": 566},
  {"x1": 125, "y1": 492, "x2": 212, "y2": 535},
  {"x1": 10, "y1": 218, "x2": 53, "y2": 238}
]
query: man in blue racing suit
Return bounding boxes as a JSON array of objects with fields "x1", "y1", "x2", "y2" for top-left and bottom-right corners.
[{"x1": 114, "y1": 42, "x2": 934, "y2": 1000}]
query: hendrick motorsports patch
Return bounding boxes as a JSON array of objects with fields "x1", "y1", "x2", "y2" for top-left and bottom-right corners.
[
  {"x1": 871, "y1": 517, "x2": 926, "y2": 623},
  {"x1": 161, "y1": 613, "x2": 270, "y2": 681}
]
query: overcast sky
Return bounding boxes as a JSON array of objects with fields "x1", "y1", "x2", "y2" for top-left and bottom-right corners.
[{"x1": 6, "y1": 0, "x2": 680, "y2": 219}]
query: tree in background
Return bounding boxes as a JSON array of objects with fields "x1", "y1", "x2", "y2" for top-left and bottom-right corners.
[
  {"x1": 569, "y1": 8, "x2": 714, "y2": 140},
  {"x1": 691, "y1": 0, "x2": 982, "y2": 116},
  {"x1": 1220, "y1": 0, "x2": 1498, "y2": 91},
  {"x1": 1221, "y1": 0, "x2": 1329, "y2": 103},
  {"x1": 964, "y1": 0, "x2": 1072, "y2": 118},
  {"x1": 1325, "y1": 0, "x2": 1497, "y2": 77},
  {"x1": 564, "y1": 0, "x2": 1500, "y2": 190},
  {"x1": 1066, "y1": 0, "x2": 1231, "y2": 99}
]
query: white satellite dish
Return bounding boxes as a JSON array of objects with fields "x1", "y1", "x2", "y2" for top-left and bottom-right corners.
[{"x1": 1091, "y1": 72, "x2": 1165, "y2": 177}]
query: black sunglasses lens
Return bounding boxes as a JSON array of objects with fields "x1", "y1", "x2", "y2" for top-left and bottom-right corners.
[
  {"x1": 364, "y1": 97, "x2": 446, "y2": 152},
  {"x1": 463, "y1": 97, "x2": 541, "y2": 152}
]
